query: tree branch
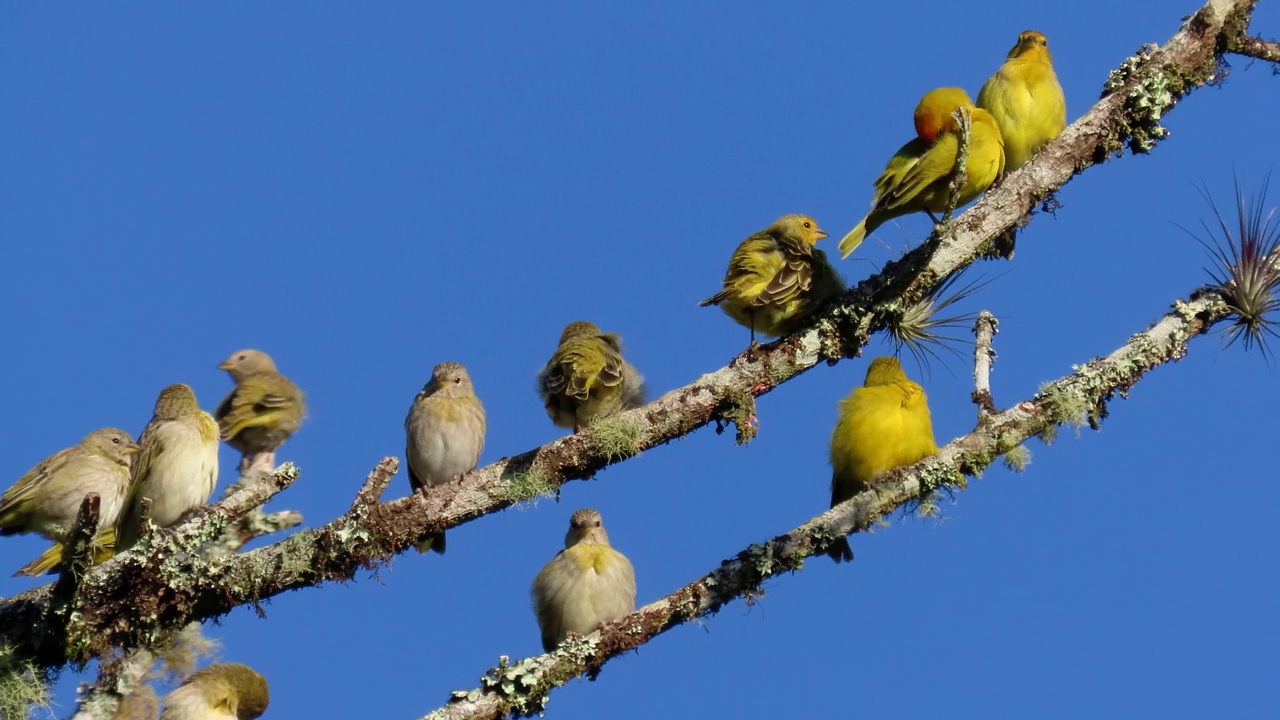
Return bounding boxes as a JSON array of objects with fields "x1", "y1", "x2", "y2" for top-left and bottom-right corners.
[
  {"x1": 422, "y1": 286, "x2": 1232, "y2": 720},
  {"x1": 0, "y1": 0, "x2": 1260, "y2": 682}
]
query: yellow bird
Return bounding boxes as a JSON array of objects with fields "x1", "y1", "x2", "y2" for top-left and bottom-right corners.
[
  {"x1": 537, "y1": 322, "x2": 646, "y2": 432},
  {"x1": 913, "y1": 87, "x2": 975, "y2": 143},
  {"x1": 161, "y1": 662, "x2": 270, "y2": 720},
  {"x1": 215, "y1": 349, "x2": 307, "y2": 471},
  {"x1": 700, "y1": 214, "x2": 844, "y2": 346},
  {"x1": 531, "y1": 508, "x2": 636, "y2": 652},
  {"x1": 826, "y1": 357, "x2": 938, "y2": 563},
  {"x1": 977, "y1": 30, "x2": 1067, "y2": 172},
  {"x1": 839, "y1": 92, "x2": 1005, "y2": 258}
]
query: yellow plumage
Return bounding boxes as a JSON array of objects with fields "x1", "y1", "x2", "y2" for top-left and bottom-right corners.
[
  {"x1": 977, "y1": 30, "x2": 1067, "y2": 172},
  {"x1": 538, "y1": 322, "x2": 646, "y2": 432},
  {"x1": 839, "y1": 91, "x2": 1006, "y2": 258},
  {"x1": 826, "y1": 357, "x2": 938, "y2": 562},
  {"x1": 700, "y1": 214, "x2": 844, "y2": 345}
]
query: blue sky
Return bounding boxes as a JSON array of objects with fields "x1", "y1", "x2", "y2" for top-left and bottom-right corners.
[{"x1": 3, "y1": 2, "x2": 1280, "y2": 718}]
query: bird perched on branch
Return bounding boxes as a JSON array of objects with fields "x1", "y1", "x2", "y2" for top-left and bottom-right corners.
[
  {"x1": 532, "y1": 508, "x2": 636, "y2": 651},
  {"x1": 215, "y1": 349, "x2": 306, "y2": 472},
  {"x1": 977, "y1": 30, "x2": 1066, "y2": 173},
  {"x1": 700, "y1": 214, "x2": 845, "y2": 347},
  {"x1": 826, "y1": 357, "x2": 938, "y2": 563},
  {"x1": 115, "y1": 383, "x2": 221, "y2": 553},
  {"x1": 161, "y1": 662, "x2": 270, "y2": 720},
  {"x1": 838, "y1": 89, "x2": 1006, "y2": 258},
  {"x1": 405, "y1": 361, "x2": 486, "y2": 555},
  {"x1": 537, "y1": 321, "x2": 646, "y2": 432},
  {"x1": 2, "y1": 428, "x2": 137, "y2": 576}
]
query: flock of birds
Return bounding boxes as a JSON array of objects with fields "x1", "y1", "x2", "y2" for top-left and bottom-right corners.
[{"x1": 0, "y1": 29, "x2": 1065, "y2": 720}]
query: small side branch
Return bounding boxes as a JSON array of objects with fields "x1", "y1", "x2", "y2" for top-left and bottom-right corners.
[
  {"x1": 1227, "y1": 34, "x2": 1280, "y2": 63},
  {"x1": 349, "y1": 458, "x2": 399, "y2": 514},
  {"x1": 48, "y1": 494, "x2": 101, "y2": 619},
  {"x1": 972, "y1": 311, "x2": 999, "y2": 418},
  {"x1": 941, "y1": 106, "x2": 972, "y2": 225}
]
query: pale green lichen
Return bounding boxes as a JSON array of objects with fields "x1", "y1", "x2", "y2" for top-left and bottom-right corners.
[
  {"x1": 1038, "y1": 382, "x2": 1089, "y2": 435},
  {"x1": 0, "y1": 644, "x2": 50, "y2": 719},
  {"x1": 586, "y1": 414, "x2": 645, "y2": 462},
  {"x1": 1003, "y1": 445, "x2": 1032, "y2": 473},
  {"x1": 502, "y1": 467, "x2": 558, "y2": 504}
]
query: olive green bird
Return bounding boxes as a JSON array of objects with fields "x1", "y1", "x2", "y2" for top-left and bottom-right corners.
[
  {"x1": 215, "y1": 349, "x2": 306, "y2": 471},
  {"x1": 405, "y1": 361, "x2": 487, "y2": 555},
  {"x1": 115, "y1": 383, "x2": 221, "y2": 553},
  {"x1": 700, "y1": 214, "x2": 845, "y2": 346},
  {"x1": 161, "y1": 662, "x2": 270, "y2": 720},
  {"x1": 826, "y1": 357, "x2": 938, "y2": 563},
  {"x1": 531, "y1": 508, "x2": 636, "y2": 652},
  {"x1": 839, "y1": 94, "x2": 1005, "y2": 258},
  {"x1": 537, "y1": 321, "x2": 646, "y2": 432},
  {"x1": 2, "y1": 428, "x2": 138, "y2": 576}
]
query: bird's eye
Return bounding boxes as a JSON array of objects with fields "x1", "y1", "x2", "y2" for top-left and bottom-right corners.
[
  {"x1": 111, "y1": 437, "x2": 120, "y2": 444},
  {"x1": 453, "y1": 377, "x2": 462, "y2": 384},
  {"x1": 803, "y1": 221, "x2": 812, "y2": 228},
  {"x1": 238, "y1": 354, "x2": 246, "y2": 361}
]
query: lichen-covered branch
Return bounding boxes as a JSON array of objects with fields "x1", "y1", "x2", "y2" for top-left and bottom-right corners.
[
  {"x1": 1227, "y1": 33, "x2": 1280, "y2": 63},
  {"x1": 972, "y1": 311, "x2": 998, "y2": 416},
  {"x1": 422, "y1": 287, "x2": 1232, "y2": 720},
  {"x1": 0, "y1": 0, "x2": 1261, "y2": 684}
]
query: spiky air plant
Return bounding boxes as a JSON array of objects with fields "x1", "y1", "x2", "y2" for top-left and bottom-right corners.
[
  {"x1": 1188, "y1": 175, "x2": 1280, "y2": 356},
  {"x1": 885, "y1": 269, "x2": 992, "y2": 376}
]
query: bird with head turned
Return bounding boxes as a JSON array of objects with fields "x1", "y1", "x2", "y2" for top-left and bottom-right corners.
[
  {"x1": 160, "y1": 662, "x2": 270, "y2": 720},
  {"x1": 531, "y1": 508, "x2": 636, "y2": 652},
  {"x1": 404, "y1": 361, "x2": 487, "y2": 555},
  {"x1": 977, "y1": 30, "x2": 1067, "y2": 173},
  {"x1": 537, "y1": 322, "x2": 646, "y2": 433},
  {"x1": 215, "y1": 349, "x2": 306, "y2": 472},
  {"x1": 700, "y1": 214, "x2": 845, "y2": 348},
  {"x1": 826, "y1": 357, "x2": 938, "y2": 563},
  {"x1": 839, "y1": 89, "x2": 1005, "y2": 258},
  {"x1": 2, "y1": 428, "x2": 138, "y2": 576}
]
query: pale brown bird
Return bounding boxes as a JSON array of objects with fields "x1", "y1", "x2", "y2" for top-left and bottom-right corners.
[
  {"x1": 404, "y1": 361, "x2": 487, "y2": 555},
  {"x1": 531, "y1": 508, "x2": 637, "y2": 651}
]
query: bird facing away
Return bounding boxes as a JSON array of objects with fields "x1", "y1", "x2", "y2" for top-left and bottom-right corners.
[
  {"x1": 700, "y1": 214, "x2": 845, "y2": 346},
  {"x1": 977, "y1": 30, "x2": 1067, "y2": 172},
  {"x1": 826, "y1": 357, "x2": 938, "y2": 563},
  {"x1": 838, "y1": 90, "x2": 1006, "y2": 258},
  {"x1": 913, "y1": 87, "x2": 976, "y2": 143},
  {"x1": 161, "y1": 662, "x2": 270, "y2": 720},
  {"x1": 531, "y1": 508, "x2": 637, "y2": 652},
  {"x1": 404, "y1": 361, "x2": 487, "y2": 555},
  {"x1": 0, "y1": 428, "x2": 137, "y2": 574},
  {"x1": 537, "y1": 321, "x2": 646, "y2": 432},
  {"x1": 214, "y1": 349, "x2": 306, "y2": 472},
  {"x1": 115, "y1": 384, "x2": 221, "y2": 553}
]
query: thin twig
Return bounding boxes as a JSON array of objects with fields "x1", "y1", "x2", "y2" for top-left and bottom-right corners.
[
  {"x1": 940, "y1": 106, "x2": 972, "y2": 225},
  {"x1": 972, "y1": 311, "x2": 999, "y2": 418}
]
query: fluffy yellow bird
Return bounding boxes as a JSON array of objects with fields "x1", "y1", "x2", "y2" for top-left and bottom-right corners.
[
  {"x1": 977, "y1": 30, "x2": 1067, "y2": 172},
  {"x1": 826, "y1": 357, "x2": 938, "y2": 563},
  {"x1": 537, "y1": 321, "x2": 646, "y2": 432},
  {"x1": 839, "y1": 93, "x2": 1005, "y2": 258},
  {"x1": 1, "y1": 429, "x2": 138, "y2": 576},
  {"x1": 404, "y1": 361, "x2": 487, "y2": 555},
  {"x1": 531, "y1": 508, "x2": 636, "y2": 652},
  {"x1": 161, "y1": 662, "x2": 270, "y2": 720},
  {"x1": 700, "y1": 214, "x2": 845, "y2": 346},
  {"x1": 913, "y1": 87, "x2": 975, "y2": 143},
  {"x1": 215, "y1": 349, "x2": 306, "y2": 471},
  {"x1": 115, "y1": 384, "x2": 220, "y2": 553}
]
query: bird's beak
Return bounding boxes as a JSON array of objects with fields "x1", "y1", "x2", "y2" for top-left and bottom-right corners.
[
  {"x1": 816, "y1": 229, "x2": 829, "y2": 241},
  {"x1": 217, "y1": 362, "x2": 234, "y2": 371},
  {"x1": 126, "y1": 444, "x2": 141, "y2": 455}
]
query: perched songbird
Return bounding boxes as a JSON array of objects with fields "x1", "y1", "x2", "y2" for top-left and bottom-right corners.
[
  {"x1": 913, "y1": 87, "x2": 976, "y2": 143},
  {"x1": 700, "y1": 214, "x2": 845, "y2": 345},
  {"x1": 977, "y1": 30, "x2": 1067, "y2": 172},
  {"x1": 537, "y1": 322, "x2": 646, "y2": 432},
  {"x1": 161, "y1": 662, "x2": 270, "y2": 720},
  {"x1": 404, "y1": 361, "x2": 487, "y2": 555},
  {"x1": 839, "y1": 93, "x2": 1005, "y2": 258},
  {"x1": 531, "y1": 508, "x2": 636, "y2": 652},
  {"x1": 0, "y1": 428, "x2": 137, "y2": 544},
  {"x1": 826, "y1": 357, "x2": 938, "y2": 563},
  {"x1": 115, "y1": 384, "x2": 220, "y2": 553},
  {"x1": 215, "y1": 349, "x2": 306, "y2": 471}
]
